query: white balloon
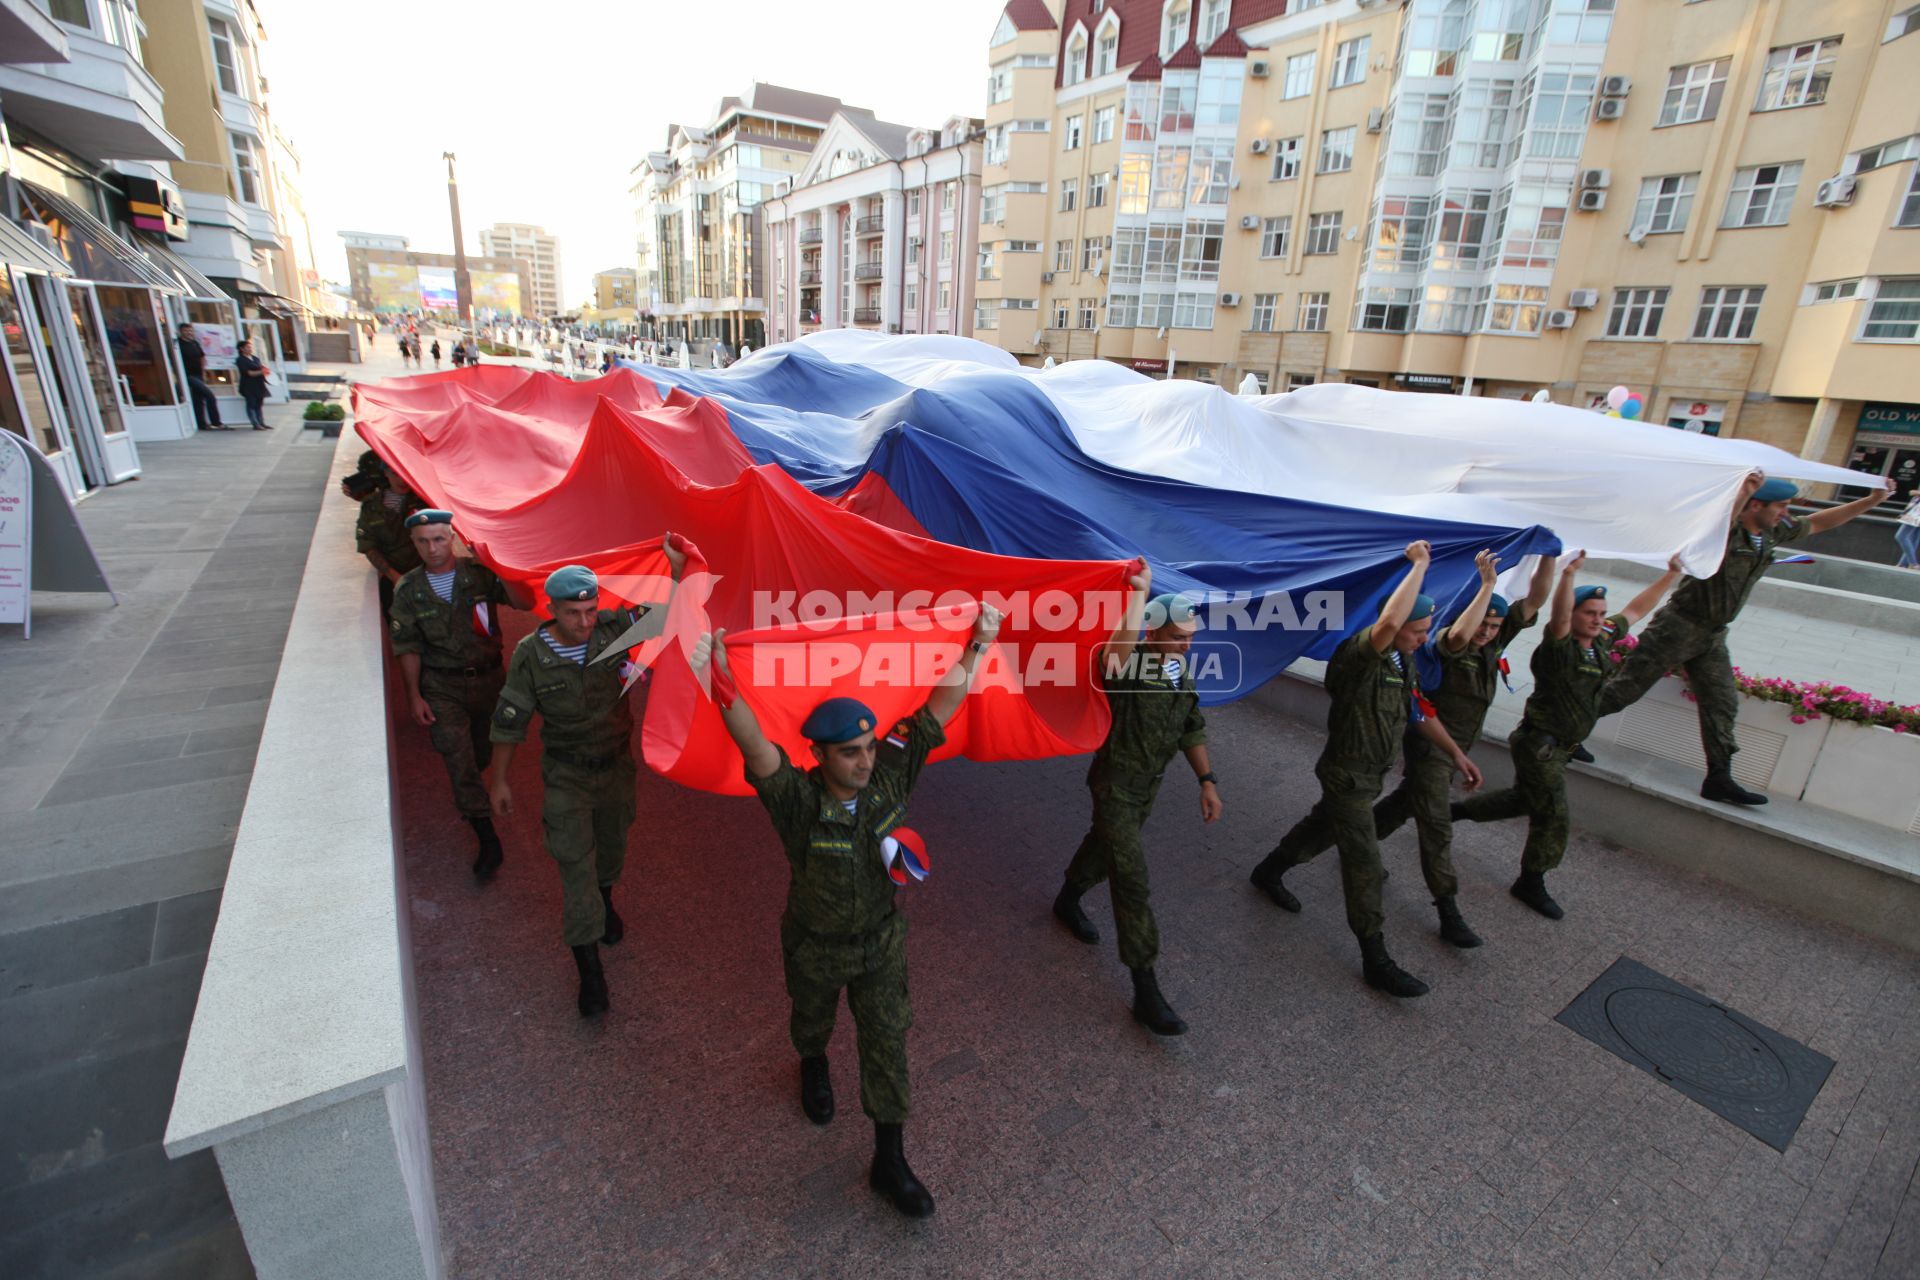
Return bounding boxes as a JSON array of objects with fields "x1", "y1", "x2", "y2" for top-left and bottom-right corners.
[{"x1": 1530, "y1": 389, "x2": 1552, "y2": 404}]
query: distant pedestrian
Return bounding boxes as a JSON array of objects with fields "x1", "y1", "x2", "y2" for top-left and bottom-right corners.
[
  {"x1": 452, "y1": 340, "x2": 467, "y2": 367},
  {"x1": 1895, "y1": 492, "x2": 1920, "y2": 569},
  {"x1": 430, "y1": 339, "x2": 442, "y2": 369},
  {"x1": 234, "y1": 339, "x2": 272, "y2": 430},
  {"x1": 176, "y1": 322, "x2": 225, "y2": 431}
]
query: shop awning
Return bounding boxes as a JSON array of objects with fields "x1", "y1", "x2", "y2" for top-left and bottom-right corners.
[
  {"x1": 142, "y1": 242, "x2": 225, "y2": 298},
  {"x1": 17, "y1": 182, "x2": 180, "y2": 292},
  {"x1": 0, "y1": 216, "x2": 72, "y2": 277},
  {"x1": 238, "y1": 286, "x2": 306, "y2": 317}
]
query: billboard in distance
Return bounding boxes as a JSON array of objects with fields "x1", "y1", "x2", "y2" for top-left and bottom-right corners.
[
  {"x1": 471, "y1": 270, "x2": 522, "y2": 317},
  {"x1": 418, "y1": 267, "x2": 458, "y2": 311},
  {"x1": 366, "y1": 262, "x2": 420, "y2": 313}
]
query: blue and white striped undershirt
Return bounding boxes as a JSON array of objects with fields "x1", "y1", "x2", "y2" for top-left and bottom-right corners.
[
  {"x1": 1163, "y1": 656, "x2": 1184, "y2": 683},
  {"x1": 426, "y1": 569, "x2": 456, "y2": 602},
  {"x1": 539, "y1": 629, "x2": 589, "y2": 664},
  {"x1": 839, "y1": 796, "x2": 857, "y2": 815}
]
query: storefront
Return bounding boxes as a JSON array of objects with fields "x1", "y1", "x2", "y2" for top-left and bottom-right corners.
[
  {"x1": 1843, "y1": 402, "x2": 1920, "y2": 502},
  {"x1": 140, "y1": 244, "x2": 247, "y2": 421},
  {"x1": 0, "y1": 218, "x2": 90, "y2": 499}
]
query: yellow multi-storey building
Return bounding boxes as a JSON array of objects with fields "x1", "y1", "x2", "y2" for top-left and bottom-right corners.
[{"x1": 977, "y1": 0, "x2": 1920, "y2": 497}]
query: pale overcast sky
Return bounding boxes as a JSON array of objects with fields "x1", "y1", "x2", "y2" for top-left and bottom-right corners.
[{"x1": 264, "y1": 0, "x2": 1010, "y2": 308}]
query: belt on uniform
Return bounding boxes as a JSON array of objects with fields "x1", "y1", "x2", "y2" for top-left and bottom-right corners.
[
  {"x1": 424, "y1": 660, "x2": 501, "y2": 678},
  {"x1": 1515, "y1": 720, "x2": 1563, "y2": 748},
  {"x1": 544, "y1": 746, "x2": 624, "y2": 770},
  {"x1": 790, "y1": 919, "x2": 894, "y2": 947}
]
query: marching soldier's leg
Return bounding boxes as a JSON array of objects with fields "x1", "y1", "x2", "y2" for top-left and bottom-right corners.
[
  {"x1": 1453, "y1": 736, "x2": 1539, "y2": 825},
  {"x1": 543, "y1": 764, "x2": 609, "y2": 1015},
  {"x1": 589, "y1": 757, "x2": 636, "y2": 945},
  {"x1": 1689, "y1": 634, "x2": 1766, "y2": 806},
  {"x1": 1510, "y1": 747, "x2": 1571, "y2": 921},
  {"x1": 1250, "y1": 765, "x2": 1344, "y2": 912},
  {"x1": 1407, "y1": 752, "x2": 1480, "y2": 948},
  {"x1": 1055, "y1": 783, "x2": 1111, "y2": 945},
  {"x1": 1594, "y1": 624, "x2": 1688, "y2": 721},
  {"x1": 848, "y1": 921, "x2": 932, "y2": 1218},
  {"x1": 425, "y1": 671, "x2": 504, "y2": 879},
  {"x1": 1327, "y1": 773, "x2": 1426, "y2": 998},
  {"x1": 783, "y1": 922, "x2": 846, "y2": 1126},
  {"x1": 1096, "y1": 792, "x2": 1184, "y2": 1036}
]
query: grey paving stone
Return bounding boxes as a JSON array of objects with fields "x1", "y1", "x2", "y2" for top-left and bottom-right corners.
[
  {"x1": 149, "y1": 890, "x2": 224, "y2": 964},
  {"x1": 0, "y1": 954, "x2": 207, "y2": 1084},
  {"x1": 39, "y1": 745, "x2": 259, "y2": 807},
  {"x1": 0, "y1": 845, "x2": 234, "y2": 936},
  {"x1": 0, "y1": 904, "x2": 155, "y2": 999}
]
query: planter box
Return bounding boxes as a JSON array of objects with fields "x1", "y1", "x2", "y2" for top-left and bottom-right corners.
[
  {"x1": 1595, "y1": 674, "x2": 1831, "y2": 800},
  {"x1": 1802, "y1": 722, "x2": 1920, "y2": 832}
]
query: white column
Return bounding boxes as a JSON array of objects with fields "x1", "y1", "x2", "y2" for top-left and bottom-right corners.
[{"x1": 882, "y1": 188, "x2": 904, "y2": 334}]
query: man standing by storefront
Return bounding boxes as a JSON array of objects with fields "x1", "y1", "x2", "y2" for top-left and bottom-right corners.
[{"x1": 176, "y1": 323, "x2": 223, "y2": 431}]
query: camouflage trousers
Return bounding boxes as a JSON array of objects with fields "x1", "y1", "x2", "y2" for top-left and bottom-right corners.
[
  {"x1": 1596, "y1": 612, "x2": 1741, "y2": 764},
  {"x1": 1063, "y1": 774, "x2": 1164, "y2": 970},
  {"x1": 782, "y1": 910, "x2": 912, "y2": 1124},
  {"x1": 420, "y1": 666, "x2": 503, "y2": 819},
  {"x1": 1255, "y1": 760, "x2": 1389, "y2": 940},
  {"x1": 540, "y1": 752, "x2": 635, "y2": 946},
  {"x1": 1372, "y1": 739, "x2": 1461, "y2": 900},
  {"x1": 1453, "y1": 726, "x2": 1570, "y2": 874}
]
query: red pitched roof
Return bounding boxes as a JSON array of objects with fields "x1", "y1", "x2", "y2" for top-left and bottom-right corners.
[
  {"x1": 1203, "y1": 29, "x2": 1251, "y2": 59},
  {"x1": 1127, "y1": 52, "x2": 1164, "y2": 82},
  {"x1": 1054, "y1": 1, "x2": 1290, "y2": 85},
  {"x1": 1002, "y1": 0, "x2": 1057, "y2": 31},
  {"x1": 1163, "y1": 39, "x2": 1203, "y2": 69}
]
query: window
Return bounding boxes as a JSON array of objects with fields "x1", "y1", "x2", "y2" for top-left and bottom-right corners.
[
  {"x1": 1096, "y1": 27, "x2": 1120, "y2": 77},
  {"x1": 1852, "y1": 136, "x2": 1919, "y2": 173},
  {"x1": 984, "y1": 125, "x2": 1009, "y2": 166},
  {"x1": 939, "y1": 230, "x2": 953, "y2": 259},
  {"x1": 1481, "y1": 283, "x2": 1549, "y2": 334},
  {"x1": 1721, "y1": 163, "x2": 1801, "y2": 228},
  {"x1": 1666, "y1": 401, "x2": 1724, "y2": 436},
  {"x1": 1199, "y1": 0, "x2": 1229, "y2": 45},
  {"x1": 1260, "y1": 216, "x2": 1291, "y2": 258},
  {"x1": 1079, "y1": 297, "x2": 1100, "y2": 329},
  {"x1": 1370, "y1": 195, "x2": 1431, "y2": 270},
  {"x1": 1547, "y1": 0, "x2": 1614, "y2": 44},
  {"x1": 1093, "y1": 106, "x2": 1116, "y2": 144},
  {"x1": 1005, "y1": 298, "x2": 1039, "y2": 310},
  {"x1": 1153, "y1": 146, "x2": 1189, "y2": 209},
  {"x1": 1270, "y1": 136, "x2": 1301, "y2": 181},
  {"x1": 1450, "y1": 80, "x2": 1516, "y2": 168},
  {"x1": 1053, "y1": 300, "x2": 1072, "y2": 329},
  {"x1": 1659, "y1": 59, "x2": 1729, "y2": 126},
  {"x1": 1065, "y1": 34, "x2": 1088, "y2": 87},
  {"x1": 1809, "y1": 279, "x2": 1860, "y2": 304},
  {"x1": 1089, "y1": 172, "x2": 1109, "y2": 207},
  {"x1": 988, "y1": 63, "x2": 1012, "y2": 105},
  {"x1": 1421, "y1": 285, "x2": 1474, "y2": 333},
  {"x1": 1497, "y1": 183, "x2": 1570, "y2": 268},
  {"x1": 1283, "y1": 52, "x2": 1316, "y2": 100},
  {"x1": 1890, "y1": 5, "x2": 1920, "y2": 41},
  {"x1": 1006, "y1": 239, "x2": 1042, "y2": 251},
  {"x1": 1119, "y1": 152, "x2": 1151, "y2": 214},
  {"x1": 1178, "y1": 218, "x2": 1225, "y2": 280},
  {"x1": 1433, "y1": 190, "x2": 1494, "y2": 268},
  {"x1": 1188, "y1": 141, "x2": 1233, "y2": 204},
  {"x1": 1305, "y1": 212, "x2": 1342, "y2": 255},
  {"x1": 1693, "y1": 286, "x2": 1764, "y2": 340},
  {"x1": 1251, "y1": 293, "x2": 1279, "y2": 332},
  {"x1": 1331, "y1": 36, "x2": 1370, "y2": 88},
  {"x1": 1060, "y1": 179, "x2": 1078, "y2": 212},
  {"x1": 1526, "y1": 66, "x2": 1597, "y2": 159},
  {"x1": 942, "y1": 182, "x2": 956, "y2": 211},
  {"x1": 1755, "y1": 38, "x2": 1839, "y2": 111},
  {"x1": 1297, "y1": 293, "x2": 1330, "y2": 331},
  {"x1": 1633, "y1": 174, "x2": 1697, "y2": 234},
  {"x1": 905, "y1": 281, "x2": 918, "y2": 312},
  {"x1": 978, "y1": 246, "x2": 999, "y2": 281},
  {"x1": 1287, "y1": 371, "x2": 1316, "y2": 389},
  {"x1": 940, "y1": 281, "x2": 953, "y2": 312},
  {"x1": 981, "y1": 186, "x2": 1005, "y2": 224},
  {"x1": 1082, "y1": 238, "x2": 1101, "y2": 271},
  {"x1": 908, "y1": 190, "x2": 921, "y2": 217},
  {"x1": 1172, "y1": 293, "x2": 1215, "y2": 328},
  {"x1": 1900, "y1": 166, "x2": 1920, "y2": 227},
  {"x1": 1356, "y1": 287, "x2": 1414, "y2": 333},
  {"x1": 208, "y1": 16, "x2": 241, "y2": 95},
  {"x1": 1162, "y1": 0, "x2": 1190, "y2": 58},
  {"x1": 975, "y1": 299, "x2": 999, "y2": 330},
  {"x1": 1606, "y1": 287, "x2": 1668, "y2": 338},
  {"x1": 1065, "y1": 115, "x2": 1084, "y2": 151},
  {"x1": 1318, "y1": 127, "x2": 1355, "y2": 174},
  {"x1": 1389, "y1": 93, "x2": 1451, "y2": 177},
  {"x1": 229, "y1": 132, "x2": 261, "y2": 204},
  {"x1": 1861, "y1": 279, "x2": 1920, "y2": 340},
  {"x1": 1055, "y1": 239, "x2": 1073, "y2": 271}
]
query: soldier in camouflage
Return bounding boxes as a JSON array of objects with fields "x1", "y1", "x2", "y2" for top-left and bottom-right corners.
[
  {"x1": 1374, "y1": 550, "x2": 1552, "y2": 948},
  {"x1": 1595, "y1": 472, "x2": 1889, "y2": 805},
  {"x1": 694, "y1": 599, "x2": 1004, "y2": 1219},
  {"x1": 355, "y1": 462, "x2": 423, "y2": 609},
  {"x1": 488, "y1": 542, "x2": 686, "y2": 1017},
  {"x1": 387, "y1": 510, "x2": 530, "y2": 879},
  {"x1": 1453, "y1": 551, "x2": 1680, "y2": 920},
  {"x1": 1250, "y1": 542, "x2": 1486, "y2": 999},
  {"x1": 1053, "y1": 562, "x2": 1220, "y2": 1037}
]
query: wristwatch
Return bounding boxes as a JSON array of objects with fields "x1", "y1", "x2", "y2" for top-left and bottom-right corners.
[
  {"x1": 1196, "y1": 772, "x2": 1218, "y2": 787},
  {"x1": 970, "y1": 640, "x2": 991, "y2": 654}
]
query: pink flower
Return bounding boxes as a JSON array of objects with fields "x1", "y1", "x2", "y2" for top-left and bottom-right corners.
[
  {"x1": 1895, "y1": 724, "x2": 1910, "y2": 734},
  {"x1": 1791, "y1": 715, "x2": 1807, "y2": 724}
]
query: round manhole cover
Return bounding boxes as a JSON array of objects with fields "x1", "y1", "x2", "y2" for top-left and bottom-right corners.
[{"x1": 1602, "y1": 987, "x2": 1793, "y2": 1103}]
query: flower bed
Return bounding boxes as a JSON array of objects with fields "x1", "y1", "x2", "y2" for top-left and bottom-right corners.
[{"x1": 1606, "y1": 632, "x2": 1920, "y2": 733}]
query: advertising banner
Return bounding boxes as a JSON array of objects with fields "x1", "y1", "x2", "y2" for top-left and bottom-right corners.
[
  {"x1": 367, "y1": 262, "x2": 421, "y2": 313},
  {"x1": 418, "y1": 267, "x2": 458, "y2": 311}
]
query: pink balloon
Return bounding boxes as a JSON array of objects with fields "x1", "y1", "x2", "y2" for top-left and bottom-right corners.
[{"x1": 1606, "y1": 385, "x2": 1631, "y2": 409}]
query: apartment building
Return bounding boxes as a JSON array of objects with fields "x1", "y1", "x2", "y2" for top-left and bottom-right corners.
[
  {"x1": 593, "y1": 266, "x2": 637, "y2": 311},
  {"x1": 632, "y1": 83, "x2": 849, "y2": 356},
  {"x1": 479, "y1": 222, "x2": 563, "y2": 317},
  {"x1": 977, "y1": 0, "x2": 1920, "y2": 496},
  {"x1": 762, "y1": 112, "x2": 984, "y2": 343}
]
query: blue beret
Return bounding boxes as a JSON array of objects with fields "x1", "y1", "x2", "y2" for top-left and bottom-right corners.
[
  {"x1": 1485, "y1": 592, "x2": 1511, "y2": 618},
  {"x1": 1144, "y1": 591, "x2": 1200, "y2": 629},
  {"x1": 1574, "y1": 585, "x2": 1608, "y2": 607},
  {"x1": 543, "y1": 565, "x2": 598, "y2": 601},
  {"x1": 1752, "y1": 478, "x2": 1798, "y2": 503},
  {"x1": 1407, "y1": 593, "x2": 1436, "y2": 621},
  {"x1": 403, "y1": 508, "x2": 453, "y2": 529},
  {"x1": 802, "y1": 696, "x2": 877, "y2": 744}
]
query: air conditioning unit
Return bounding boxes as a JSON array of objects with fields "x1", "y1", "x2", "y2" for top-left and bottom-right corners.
[
  {"x1": 1594, "y1": 97, "x2": 1626, "y2": 121},
  {"x1": 1041, "y1": 271, "x2": 1055, "y2": 283},
  {"x1": 1577, "y1": 188, "x2": 1608, "y2": 211},
  {"x1": 1814, "y1": 176, "x2": 1857, "y2": 207},
  {"x1": 1599, "y1": 74, "x2": 1631, "y2": 98},
  {"x1": 1366, "y1": 107, "x2": 1385, "y2": 133},
  {"x1": 1240, "y1": 214, "x2": 1261, "y2": 230},
  {"x1": 1546, "y1": 309, "x2": 1576, "y2": 329},
  {"x1": 1250, "y1": 59, "x2": 1271, "y2": 78},
  {"x1": 1220, "y1": 293, "x2": 1242, "y2": 307},
  {"x1": 1250, "y1": 138, "x2": 1270, "y2": 154},
  {"x1": 1579, "y1": 168, "x2": 1610, "y2": 189},
  {"x1": 1567, "y1": 288, "x2": 1600, "y2": 309}
]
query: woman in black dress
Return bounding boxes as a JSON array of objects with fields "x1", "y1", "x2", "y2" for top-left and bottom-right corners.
[{"x1": 235, "y1": 339, "x2": 272, "y2": 430}]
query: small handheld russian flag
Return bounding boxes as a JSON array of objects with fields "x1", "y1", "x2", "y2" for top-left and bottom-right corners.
[
  {"x1": 1773, "y1": 553, "x2": 1815, "y2": 566},
  {"x1": 1410, "y1": 692, "x2": 1438, "y2": 724},
  {"x1": 472, "y1": 601, "x2": 495, "y2": 637},
  {"x1": 1498, "y1": 655, "x2": 1514, "y2": 693},
  {"x1": 878, "y1": 826, "x2": 930, "y2": 886}
]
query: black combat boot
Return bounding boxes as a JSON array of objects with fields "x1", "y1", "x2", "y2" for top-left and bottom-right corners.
[
  {"x1": 799, "y1": 1054, "x2": 834, "y2": 1125},
  {"x1": 1434, "y1": 896, "x2": 1484, "y2": 949},
  {"x1": 469, "y1": 815, "x2": 503, "y2": 880},
  {"x1": 1701, "y1": 762, "x2": 1767, "y2": 806},
  {"x1": 1570, "y1": 743, "x2": 1596, "y2": 764},
  {"x1": 1249, "y1": 857, "x2": 1301, "y2": 912},
  {"x1": 570, "y1": 943, "x2": 609, "y2": 1017},
  {"x1": 1359, "y1": 934, "x2": 1430, "y2": 998},
  {"x1": 599, "y1": 885, "x2": 624, "y2": 945},
  {"x1": 1129, "y1": 967, "x2": 1188, "y2": 1036},
  {"x1": 1509, "y1": 872, "x2": 1564, "y2": 920},
  {"x1": 869, "y1": 1123, "x2": 934, "y2": 1218},
  {"x1": 1052, "y1": 884, "x2": 1099, "y2": 944}
]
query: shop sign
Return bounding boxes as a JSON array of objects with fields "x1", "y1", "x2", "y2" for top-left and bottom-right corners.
[
  {"x1": 1397, "y1": 373, "x2": 1455, "y2": 390},
  {"x1": 1859, "y1": 402, "x2": 1920, "y2": 437},
  {"x1": 1128, "y1": 358, "x2": 1167, "y2": 372},
  {"x1": 191, "y1": 323, "x2": 238, "y2": 370}
]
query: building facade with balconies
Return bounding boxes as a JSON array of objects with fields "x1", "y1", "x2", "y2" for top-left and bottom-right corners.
[
  {"x1": 763, "y1": 112, "x2": 984, "y2": 343},
  {"x1": 479, "y1": 222, "x2": 563, "y2": 317},
  {"x1": 977, "y1": 0, "x2": 1920, "y2": 499}
]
